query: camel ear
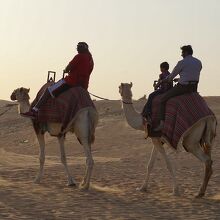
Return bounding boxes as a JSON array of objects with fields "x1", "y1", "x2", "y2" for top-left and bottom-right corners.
[
  {"x1": 130, "y1": 82, "x2": 133, "y2": 87},
  {"x1": 27, "y1": 88, "x2": 30, "y2": 93}
]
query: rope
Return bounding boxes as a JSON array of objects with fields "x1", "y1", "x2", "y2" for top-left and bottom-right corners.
[
  {"x1": 0, "y1": 109, "x2": 10, "y2": 117},
  {"x1": 0, "y1": 104, "x2": 16, "y2": 117},
  {"x1": 89, "y1": 92, "x2": 116, "y2": 101}
]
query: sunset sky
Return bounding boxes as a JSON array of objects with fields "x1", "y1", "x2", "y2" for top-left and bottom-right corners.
[{"x1": 1, "y1": 0, "x2": 220, "y2": 101}]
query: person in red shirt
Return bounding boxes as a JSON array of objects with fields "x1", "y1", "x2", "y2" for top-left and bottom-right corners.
[
  {"x1": 64, "y1": 44, "x2": 94, "y2": 90},
  {"x1": 21, "y1": 42, "x2": 94, "y2": 119}
]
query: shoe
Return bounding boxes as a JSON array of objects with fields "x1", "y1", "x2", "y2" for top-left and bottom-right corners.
[
  {"x1": 146, "y1": 114, "x2": 152, "y2": 125},
  {"x1": 142, "y1": 112, "x2": 152, "y2": 124},
  {"x1": 20, "y1": 110, "x2": 38, "y2": 119},
  {"x1": 154, "y1": 120, "x2": 164, "y2": 131}
]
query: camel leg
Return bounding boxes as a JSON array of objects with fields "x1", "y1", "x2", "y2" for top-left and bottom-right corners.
[
  {"x1": 58, "y1": 136, "x2": 76, "y2": 187},
  {"x1": 187, "y1": 143, "x2": 212, "y2": 198},
  {"x1": 137, "y1": 145, "x2": 158, "y2": 192},
  {"x1": 79, "y1": 138, "x2": 94, "y2": 190},
  {"x1": 152, "y1": 138, "x2": 180, "y2": 196},
  {"x1": 73, "y1": 110, "x2": 94, "y2": 190},
  {"x1": 34, "y1": 133, "x2": 45, "y2": 183}
]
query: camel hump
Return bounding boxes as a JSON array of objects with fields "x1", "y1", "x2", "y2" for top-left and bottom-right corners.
[
  {"x1": 150, "y1": 92, "x2": 215, "y2": 149},
  {"x1": 31, "y1": 84, "x2": 96, "y2": 131}
]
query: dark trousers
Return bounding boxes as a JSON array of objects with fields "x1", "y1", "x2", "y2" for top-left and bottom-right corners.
[
  {"x1": 52, "y1": 83, "x2": 71, "y2": 97},
  {"x1": 159, "y1": 83, "x2": 197, "y2": 120},
  {"x1": 142, "y1": 89, "x2": 164, "y2": 118}
]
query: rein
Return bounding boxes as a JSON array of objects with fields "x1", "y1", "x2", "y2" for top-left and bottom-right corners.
[
  {"x1": 88, "y1": 92, "x2": 110, "y2": 101},
  {"x1": 0, "y1": 104, "x2": 17, "y2": 117},
  {"x1": 89, "y1": 92, "x2": 118, "y2": 101},
  {"x1": 88, "y1": 92, "x2": 133, "y2": 104},
  {"x1": 122, "y1": 100, "x2": 133, "y2": 104}
]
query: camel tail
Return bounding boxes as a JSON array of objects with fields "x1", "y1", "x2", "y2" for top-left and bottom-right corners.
[{"x1": 202, "y1": 116, "x2": 217, "y2": 151}]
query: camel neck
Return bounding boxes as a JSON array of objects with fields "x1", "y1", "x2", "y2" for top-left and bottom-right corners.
[
  {"x1": 18, "y1": 99, "x2": 30, "y2": 114},
  {"x1": 122, "y1": 99, "x2": 144, "y2": 131}
]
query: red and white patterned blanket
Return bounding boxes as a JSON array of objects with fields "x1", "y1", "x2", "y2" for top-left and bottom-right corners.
[
  {"x1": 150, "y1": 92, "x2": 214, "y2": 149},
  {"x1": 31, "y1": 83, "x2": 95, "y2": 130}
]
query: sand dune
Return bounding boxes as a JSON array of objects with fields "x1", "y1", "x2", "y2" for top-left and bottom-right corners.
[{"x1": 0, "y1": 97, "x2": 220, "y2": 219}]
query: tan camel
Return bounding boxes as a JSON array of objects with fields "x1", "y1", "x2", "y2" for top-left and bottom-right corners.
[
  {"x1": 119, "y1": 83, "x2": 217, "y2": 197},
  {"x1": 10, "y1": 87, "x2": 98, "y2": 190}
]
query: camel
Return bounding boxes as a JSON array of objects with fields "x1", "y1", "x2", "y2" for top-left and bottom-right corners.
[
  {"x1": 10, "y1": 87, "x2": 98, "y2": 190},
  {"x1": 119, "y1": 83, "x2": 217, "y2": 197}
]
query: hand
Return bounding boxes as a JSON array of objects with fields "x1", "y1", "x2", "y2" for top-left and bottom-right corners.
[{"x1": 154, "y1": 81, "x2": 161, "y2": 90}]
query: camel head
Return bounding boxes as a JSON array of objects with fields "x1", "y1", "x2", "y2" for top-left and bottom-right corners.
[
  {"x1": 10, "y1": 87, "x2": 30, "y2": 102},
  {"x1": 119, "y1": 83, "x2": 133, "y2": 102}
]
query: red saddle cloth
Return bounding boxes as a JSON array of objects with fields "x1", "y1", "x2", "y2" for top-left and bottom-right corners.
[
  {"x1": 150, "y1": 92, "x2": 214, "y2": 149},
  {"x1": 31, "y1": 83, "x2": 95, "y2": 130}
]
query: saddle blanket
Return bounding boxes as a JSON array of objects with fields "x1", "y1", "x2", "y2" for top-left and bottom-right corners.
[
  {"x1": 31, "y1": 83, "x2": 95, "y2": 130},
  {"x1": 150, "y1": 92, "x2": 214, "y2": 149}
]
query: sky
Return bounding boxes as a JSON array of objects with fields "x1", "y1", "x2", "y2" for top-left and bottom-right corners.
[{"x1": 0, "y1": 0, "x2": 220, "y2": 101}]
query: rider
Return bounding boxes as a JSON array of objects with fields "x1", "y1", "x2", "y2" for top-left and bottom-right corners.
[
  {"x1": 21, "y1": 42, "x2": 94, "y2": 119},
  {"x1": 142, "y1": 62, "x2": 172, "y2": 121},
  {"x1": 154, "y1": 45, "x2": 202, "y2": 131}
]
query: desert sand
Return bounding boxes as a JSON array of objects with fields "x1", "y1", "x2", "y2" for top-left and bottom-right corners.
[{"x1": 0, "y1": 97, "x2": 220, "y2": 219}]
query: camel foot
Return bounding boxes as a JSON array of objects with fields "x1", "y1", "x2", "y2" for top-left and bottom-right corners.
[
  {"x1": 172, "y1": 187, "x2": 181, "y2": 197},
  {"x1": 195, "y1": 191, "x2": 205, "y2": 198},
  {"x1": 67, "y1": 178, "x2": 77, "y2": 187},
  {"x1": 79, "y1": 185, "x2": 89, "y2": 191},
  {"x1": 68, "y1": 182, "x2": 77, "y2": 187},
  {"x1": 79, "y1": 182, "x2": 89, "y2": 191},
  {"x1": 195, "y1": 193, "x2": 205, "y2": 198},
  {"x1": 136, "y1": 185, "x2": 147, "y2": 192},
  {"x1": 195, "y1": 188, "x2": 205, "y2": 198},
  {"x1": 34, "y1": 177, "x2": 41, "y2": 184}
]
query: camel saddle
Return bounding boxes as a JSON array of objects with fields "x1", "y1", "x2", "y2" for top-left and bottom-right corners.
[
  {"x1": 31, "y1": 82, "x2": 95, "y2": 131},
  {"x1": 147, "y1": 92, "x2": 214, "y2": 149}
]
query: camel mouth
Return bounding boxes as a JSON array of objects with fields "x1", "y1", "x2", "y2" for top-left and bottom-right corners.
[
  {"x1": 10, "y1": 93, "x2": 16, "y2": 101},
  {"x1": 118, "y1": 85, "x2": 122, "y2": 95}
]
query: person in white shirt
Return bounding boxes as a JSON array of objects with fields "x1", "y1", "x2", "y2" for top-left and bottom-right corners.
[{"x1": 154, "y1": 45, "x2": 202, "y2": 131}]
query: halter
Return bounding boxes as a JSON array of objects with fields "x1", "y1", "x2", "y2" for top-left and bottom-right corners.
[
  {"x1": 88, "y1": 92, "x2": 133, "y2": 104},
  {"x1": 122, "y1": 100, "x2": 133, "y2": 105}
]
